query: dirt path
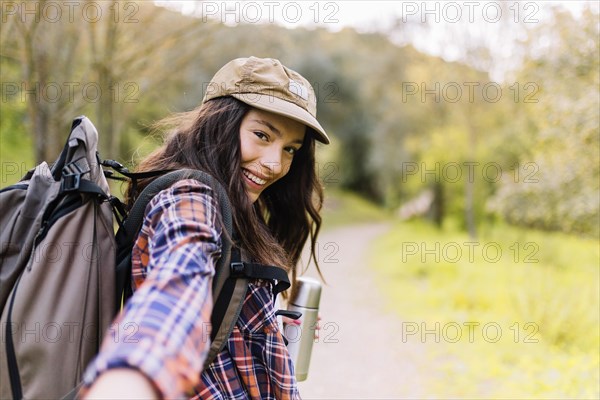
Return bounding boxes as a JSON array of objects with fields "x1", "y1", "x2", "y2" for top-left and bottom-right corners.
[{"x1": 296, "y1": 223, "x2": 433, "y2": 399}]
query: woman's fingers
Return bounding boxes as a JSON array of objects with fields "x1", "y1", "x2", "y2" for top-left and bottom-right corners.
[
  {"x1": 315, "y1": 314, "x2": 322, "y2": 339},
  {"x1": 281, "y1": 314, "x2": 322, "y2": 339},
  {"x1": 281, "y1": 316, "x2": 301, "y2": 326}
]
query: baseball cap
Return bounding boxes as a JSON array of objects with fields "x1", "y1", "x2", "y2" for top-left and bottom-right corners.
[{"x1": 202, "y1": 57, "x2": 330, "y2": 144}]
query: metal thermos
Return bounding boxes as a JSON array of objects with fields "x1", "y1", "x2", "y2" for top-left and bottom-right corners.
[{"x1": 284, "y1": 277, "x2": 322, "y2": 381}]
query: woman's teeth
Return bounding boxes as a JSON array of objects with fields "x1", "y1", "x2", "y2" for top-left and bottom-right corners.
[{"x1": 243, "y1": 169, "x2": 266, "y2": 185}]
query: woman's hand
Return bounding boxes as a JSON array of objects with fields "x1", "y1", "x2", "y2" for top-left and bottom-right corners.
[{"x1": 282, "y1": 314, "x2": 321, "y2": 339}]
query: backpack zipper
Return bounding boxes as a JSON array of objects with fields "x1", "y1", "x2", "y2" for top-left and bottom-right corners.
[
  {"x1": 5, "y1": 227, "x2": 41, "y2": 398},
  {"x1": 25, "y1": 228, "x2": 44, "y2": 272},
  {"x1": 33, "y1": 193, "x2": 83, "y2": 251}
]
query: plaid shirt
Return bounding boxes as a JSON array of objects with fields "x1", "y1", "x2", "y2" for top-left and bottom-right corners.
[{"x1": 83, "y1": 180, "x2": 299, "y2": 399}]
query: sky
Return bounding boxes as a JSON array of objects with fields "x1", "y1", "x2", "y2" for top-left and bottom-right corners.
[
  {"x1": 154, "y1": 1, "x2": 599, "y2": 80},
  {"x1": 155, "y1": 1, "x2": 597, "y2": 31}
]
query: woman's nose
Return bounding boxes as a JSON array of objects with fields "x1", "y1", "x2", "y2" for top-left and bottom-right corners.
[{"x1": 261, "y1": 147, "x2": 284, "y2": 178}]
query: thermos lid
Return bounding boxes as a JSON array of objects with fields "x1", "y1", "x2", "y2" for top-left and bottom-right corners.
[{"x1": 290, "y1": 277, "x2": 322, "y2": 309}]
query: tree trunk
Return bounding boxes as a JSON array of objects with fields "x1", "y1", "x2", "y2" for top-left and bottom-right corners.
[
  {"x1": 94, "y1": 18, "x2": 118, "y2": 158},
  {"x1": 432, "y1": 182, "x2": 444, "y2": 228},
  {"x1": 465, "y1": 117, "x2": 477, "y2": 239}
]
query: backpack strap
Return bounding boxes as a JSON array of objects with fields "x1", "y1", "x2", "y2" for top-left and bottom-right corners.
[
  {"x1": 206, "y1": 246, "x2": 247, "y2": 369},
  {"x1": 114, "y1": 169, "x2": 233, "y2": 310},
  {"x1": 229, "y1": 259, "x2": 291, "y2": 295},
  {"x1": 101, "y1": 159, "x2": 173, "y2": 196},
  {"x1": 205, "y1": 246, "x2": 291, "y2": 370}
]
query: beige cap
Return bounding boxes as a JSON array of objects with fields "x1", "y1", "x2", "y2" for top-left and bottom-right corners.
[{"x1": 202, "y1": 57, "x2": 330, "y2": 144}]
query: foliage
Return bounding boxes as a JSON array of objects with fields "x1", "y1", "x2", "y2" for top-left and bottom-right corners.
[
  {"x1": 1, "y1": 1, "x2": 212, "y2": 163},
  {"x1": 487, "y1": 9, "x2": 600, "y2": 237},
  {"x1": 1, "y1": 2, "x2": 597, "y2": 237},
  {"x1": 0, "y1": 59, "x2": 32, "y2": 186}
]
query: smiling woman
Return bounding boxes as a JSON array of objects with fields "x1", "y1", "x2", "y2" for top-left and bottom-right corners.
[{"x1": 81, "y1": 57, "x2": 329, "y2": 399}]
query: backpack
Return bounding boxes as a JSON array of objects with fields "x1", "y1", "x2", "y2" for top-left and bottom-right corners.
[{"x1": 0, "y1": 116, "x2": 291, "y2": 399}]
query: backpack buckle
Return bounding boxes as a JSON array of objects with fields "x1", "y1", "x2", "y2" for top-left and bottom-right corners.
[
  {"x1": 230, "y1": 262, "x2": 246, "y2": 277},
  {"x1": 61, "y1": 158, "x2": 88, "y2": 192},
  {"x1": 61, "y1": 173, "x2": 81, "y2": 192}
]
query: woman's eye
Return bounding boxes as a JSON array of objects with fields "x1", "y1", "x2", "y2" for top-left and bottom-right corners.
[
  {"x1": 285, "y1": 147, "x2": 298, "y2": 155},
  {"x1": 254, "y1": 131, "x2": 268, "y2": 141}
]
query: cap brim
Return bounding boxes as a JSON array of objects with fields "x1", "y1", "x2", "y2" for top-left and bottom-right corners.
[{"x1": 231, "y1": 93, "x2": 330, "y2": 144}]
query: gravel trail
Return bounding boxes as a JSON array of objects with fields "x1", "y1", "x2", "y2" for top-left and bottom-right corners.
[{"x1": 296, "y1": 223, "x2": 434, "y2": 399}]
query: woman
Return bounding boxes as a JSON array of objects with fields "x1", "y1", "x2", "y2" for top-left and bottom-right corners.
[{"x1": 82, "y1": 57, "x2": 329, "y2": 399}]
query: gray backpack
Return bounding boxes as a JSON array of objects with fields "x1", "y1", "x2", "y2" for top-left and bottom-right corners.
[{"x1": 0, "y1": 116, "x2": 290, "y2": 399}]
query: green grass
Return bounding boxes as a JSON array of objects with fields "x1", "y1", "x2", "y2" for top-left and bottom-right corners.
[
  {"x1": 320, "y1": 188, "x2": 390, "y2": 229},
  {"x1": 371, "y1": 219, "x2": 600, "y2": 398}
]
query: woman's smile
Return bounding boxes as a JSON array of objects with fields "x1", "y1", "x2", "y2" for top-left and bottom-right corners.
[{"x1": 242, "y1": 168, "x2": 268, "y2": 187}]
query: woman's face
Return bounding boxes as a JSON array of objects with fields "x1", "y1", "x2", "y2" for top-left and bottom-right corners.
[{"x1": 239, "y1": 108, "x2": 306, "y2": 203}]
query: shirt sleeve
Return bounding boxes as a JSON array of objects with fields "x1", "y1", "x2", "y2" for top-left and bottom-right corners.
[{"x1": 81, "y1": 179, "x2": 222, "y2": 398}]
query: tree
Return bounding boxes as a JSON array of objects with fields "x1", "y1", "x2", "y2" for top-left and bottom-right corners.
[
  {"x1": 1, "y1": 1, "x2": 211, "y2": 163},
  {"x1": 488, "y1": 6, "x2": 600, "y2": 237},
  {"x1": 388, "y1": 4, "x2": 526, "y2": 237},
  {"x1": 1, "y1": 0, "x2": 85, "y2": 162}
]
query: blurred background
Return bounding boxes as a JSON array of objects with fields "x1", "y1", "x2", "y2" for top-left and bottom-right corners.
[{"x1": 1, "y1": 1, "x2": 598, "y2": 398}]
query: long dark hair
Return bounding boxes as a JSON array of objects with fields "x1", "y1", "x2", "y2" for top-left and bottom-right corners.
[{"x1": 127, "y1": 97, "x2": 324, "y2": 291}]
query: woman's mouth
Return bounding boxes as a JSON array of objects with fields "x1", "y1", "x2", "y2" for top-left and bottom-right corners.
[{"x1": 242, "y1": 168, "x2": 267, "y2": 188}]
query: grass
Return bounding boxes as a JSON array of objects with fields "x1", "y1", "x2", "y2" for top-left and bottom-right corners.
[
  {"x1": 320, "y1": 188, "x2": 391, "y2": 229},
  {"x1": 371, "y1": 219, "x2": 600, "y2": 399}
]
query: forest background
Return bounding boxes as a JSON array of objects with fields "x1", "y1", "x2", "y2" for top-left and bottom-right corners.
[{"x1": 1, "y1": 1, "x2": 599, "y2": 398}]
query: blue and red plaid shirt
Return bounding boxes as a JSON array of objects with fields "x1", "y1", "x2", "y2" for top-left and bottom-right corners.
[{"x1": 82, "y1": 180, "x2": 300, "y2": 399}]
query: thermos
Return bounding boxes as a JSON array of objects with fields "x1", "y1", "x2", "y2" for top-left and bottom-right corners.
[{"x1": 284, "y1": 277, "x2": 322, "y2": 381}]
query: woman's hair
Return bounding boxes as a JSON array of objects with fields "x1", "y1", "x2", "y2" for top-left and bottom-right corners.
[{"x1": 127, "y1": 97, "x2": 324, "y2": 289}]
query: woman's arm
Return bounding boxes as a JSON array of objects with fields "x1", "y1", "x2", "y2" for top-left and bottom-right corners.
[
  {"x1": 83, "y1": 369, "x2": 159, "y2": 399},
  {"x1": 81, "y1": 181, "x2": 222, "y2": 398}
]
